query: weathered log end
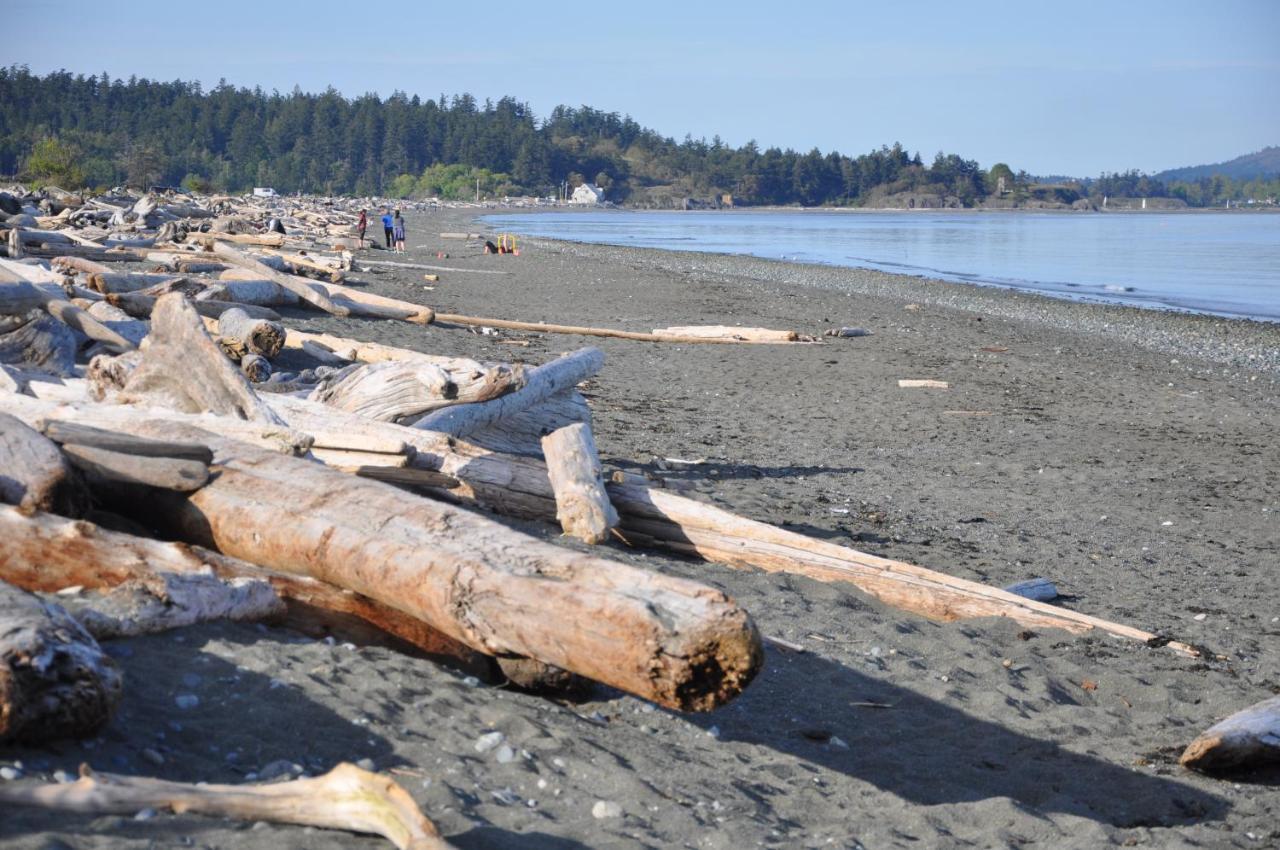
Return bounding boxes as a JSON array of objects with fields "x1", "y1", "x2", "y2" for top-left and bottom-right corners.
[
  {"x1": 0, "y1": 582, "x2": 123, "y2": 744},
  {"x1": 1180, "y1": 695, "x2": 1280, "y2": 773},
  {"x1": 652, "y1": 593, "x2": 763, "y2": 712}
]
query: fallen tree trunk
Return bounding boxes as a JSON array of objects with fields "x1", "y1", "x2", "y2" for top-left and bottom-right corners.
[
  {"x1": 88, "y1": 272, "x2": 185, "y2": 294},
  {"x1": 541, "y1": 422, "x2": 618, "y2": 544},
  {"x1": 1181, "y1": 695, "x2": 1280, "y2": 773},
  {"x1": 107, "y1": 290, "x2": 282, "y2": 321},
  {"x1": 212, "y1": 242, "x2": 349, "y2": 317},
  {"x1": 412, "y1": 347, "x2": 602, "y2": 436},
  {"x1": 201, "y1": 278, "x2": 301, "y2": 307},
  {"x1": 310, "y1": 359, "x2": 520, "y2": 423},
  {"x1": 0, "y1": 313, "x2": 77, "y2": 376},
  {"x1": 302, "y1": 278, "x2": 434, "y2": 323},
  {"x1": 434, "y1": 312, "x2": 811, "y2": 344},
  {"x1": 465, "y1": 389, "x2": 590, "y2": 457},
  {"x1": 652, "y1": 325, "x2": 800, "y2": 343},
  {"x1": 0, "y1": 580, "x2": 123, "y2": 744},
  {"x1": 0, "y1": 763, "x2": 453, "y2": 850},
  {"x1": 60, "y1": 443, "x2": 210, "y2": 492},
  {"x1": 0, "y1": 412, "x2": 85, "y2": 514},
  {"x1": 0, "y1": 506, "x2": 489, "y2": 676},
  {"x1": 218, "y1": 307, "x2": 285, "y2": 358},
  {"x1": 117, "y1": 424, "x2": 762, "y2": 712}
]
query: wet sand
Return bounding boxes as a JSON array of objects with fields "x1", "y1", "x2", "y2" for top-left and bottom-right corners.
[{"x1": 3, "y1": 208, "x2": 1277, "y2": 849}]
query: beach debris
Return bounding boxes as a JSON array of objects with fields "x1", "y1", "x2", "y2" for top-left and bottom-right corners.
[
  {"x1": 434, "y1": 311, "x2": 811, "y2": 344},
  {"x1": 310, "y1": 358, "x2": 522, "y2": 424},
  {"x1": 0, "y1": 579, "x2": 122, "y2": 744},
  {"x1": 1003, "y1": 578, "x2": 1060, "y2": 602},
  {"x1": 1181, "y1": 695, "x2": 1280, "y2": 773},
  {"x1": 651, "y1": 325, "x2": 800, "y2": 343},
  {"x1": 826, "y1": 327, "x2": 871, "y2": 337},
  {"x1": 0, "y1": 411, "x2": 85, "y2": 514},
  {"x1": 0, "y1": 762, "x2": 455, "y2": 850},
  {"x1": 980, "y1": 345, "x2": 1010, "y2": 353},
  {"x1": 541, "y1": 422, "x2": 619, "y2": 544},
  {"x1": 898, "y1": 379, "x2": 949, "y2": 389},
  {"x1": 217, "y1": 307, "x2": 285, "y2": 359},
  {"x1": 591, "y1": 800, "x2": 623, "y2": 819}
]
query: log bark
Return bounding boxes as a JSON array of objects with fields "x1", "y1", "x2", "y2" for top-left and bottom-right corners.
[
  {"x1": 0, "y1": 506, "x2": 488, "y2": 676},
  {"x1": 217, "y1": 307, "x2": 285, "y2": 358},
  {"x1": 541, "y1": 422, "x2": 618, "y2": 544},
  {"x1": 0, "y1": 314, "x2": 77, "y2": 376},
  {"x1": 120, "y1": 423, "x2": 762, "y2": 711},
  {"x1": 211, "y1": 242, "x2": 349, "y2": 317},
  {"x1": 0, "y1": 763, "x2": 452, "y2": 850},
  {"x1": 241, "y1": 353, "x2": 271, "y2": 382},
  {"x1": 118, "y1": 293, "x2": 284, "y2": 424},
  {"x1": 413, "y1": 347, "x2": 602, "y2": 436},
  {"x1": 0, "y1": 580, "x2": 123, "y2": 744},
  {"x1": 0, "y1": 412, "x2": 84, "y2": 514},
  {"x1": 1181, "y1": 695, "x2": 1280, "y2": 773}
]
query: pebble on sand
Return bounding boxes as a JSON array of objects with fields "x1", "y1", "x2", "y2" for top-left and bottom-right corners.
[
  {"x1": 174, "y1": 694, "x2": 200, "y2": 710},
  {"x1": 475, "y1": 731, "x2": 506, "y2": 753},
  {"x1": 592, "y1": 800, "x2": 623, "y2": 819}
]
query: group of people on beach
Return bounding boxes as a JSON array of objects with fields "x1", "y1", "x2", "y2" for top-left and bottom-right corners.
[{"x1": 356, "y1": 207, "x2": 405, "y2": 253}]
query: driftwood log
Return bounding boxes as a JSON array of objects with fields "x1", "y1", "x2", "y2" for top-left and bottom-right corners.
[
  {"x1": 0, "y1": 763, "x2": 453, "y2": 850},
  {"x1": 1181, "y1": 695, "x2": 1280, "y2": 773},
  {"x1": 0, "y1": 411, "x2": 84, "y2": 514},
  {"x1": 310, "y1": 359, "x2": 520, "y2": 423},
  {"x1": 466, "y1": 388, "x2": 591, "y2": 456},
  {"x1": 107, "y1": 290, "x2": 282, "y2": 321},
  {"x1": 434, "y1": 311, "x2": 808, "y2": 344},
  {"x1": 0, "y1": 313, "x2": 77, "y2": 375},
  {"x1": 114, "y1": 424, "x2": 762, "y2": 711},
  {"x1": 211, "y1": 241, "x2": 349, "y2": 316},
  {"x1": 541, "y1": 422, "x2": 618, "y2": 544},
  {"x1": 0, "y1": 580, "x2": 123, "y2": 744},
  {"x1": 217, "y1": 306, "x2": 285, "y2": 358}
]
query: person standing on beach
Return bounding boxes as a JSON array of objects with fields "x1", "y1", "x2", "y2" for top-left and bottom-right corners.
[
  {"x1": 393, "y1": 210, "x2": 406, "y2": 253},
  {"x1": 381, "y1": 208, "x2": 394, "y2": 248},
  {"x1": 356, "y1": 209, "x2": 368, "y2": 247}
]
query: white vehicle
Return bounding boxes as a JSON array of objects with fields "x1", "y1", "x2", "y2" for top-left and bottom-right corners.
[{"x1": 252, "y1": 187, "x2": 278, "y2": 198}]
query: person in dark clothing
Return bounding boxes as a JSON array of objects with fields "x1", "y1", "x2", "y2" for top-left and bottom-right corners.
[
  {"x1": 357, "y1": 210, "x2": 368, "y2": 246},
  {"x1": 381, "y1": 209, "x2": 394, "y2": 248},
  {"x1": 392, "y1": 210, "x2": 406, "y2": 253}
]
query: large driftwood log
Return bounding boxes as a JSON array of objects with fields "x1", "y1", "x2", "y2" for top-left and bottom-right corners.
[
  {"x1": 60, "y1": 443, "x2": 210, "y2": 492},
  {"x1": 42, "y1": 420, "x2": 214, "y2": 462},
  {"x1": 309, "y1": 359, "x2": 520, "y2": 423},
  {"x1": 0, "y1": 506, "x2": 488, "y2": 676},
  {"x1": 0, "y1": 412, "x2": 84, "y2": 514},
  {"x1": 0, "y1": 580, "x2": 123, "y2": 744},
  {"x1": 200, "y1": 278, "x2": 301, "y2": 306},
  {"x1": 240, "y1": 353, "x2": 271, "y2": 382},
  {"x1": 466, "y1": 388, "x2": 591, "y2": 456},
  {"x1": 211, "y1": 242, "x2": 349, "y2": 316},
  {"x1": 541, "y1": 422, "x2": 618, "y2": 544},
  {"x1": 217, "y1": 306, "x2": 285, "y2": 358},
  {"x1": 1181, "y1": 695, "x2": 1280, "y2": 773},
  {"x1": 0, "y1": 280, "x2": 48, "y2": 315},
  {"x1": 652, "y1": 325, "x2": 800, "y2": 342},
  {"x1": 0, "y1": 763, "x2": 452, "y2": 850},
  {"x1": 118, "y1": 293, "x2": 283, "y2": 424},
  {"x1": 107, "y1": 290, "x2": 282, "y2": 321},
  {"x1": 413, "y1": 347, "x2": 602, "y2": 436},
  {"x1": 88, "y1": 272, "x2": 185, "y2": 294},
  {"x1": 434, "y1": 311, "x2": 808, "y2": 344},
  {"x1": 118, "y1": 424, "x2": 761, "y2": 711},
  {"x1": 301, "y1": 278, "x2": 435, "y2": 323},
  {"x1": 0, "y1": 313, "x2": 77, "y2": 375}
]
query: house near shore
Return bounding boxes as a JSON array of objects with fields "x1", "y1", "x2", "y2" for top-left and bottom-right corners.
[{"x1": 570, "y1": 183, "x2": 605, "y2": 204}]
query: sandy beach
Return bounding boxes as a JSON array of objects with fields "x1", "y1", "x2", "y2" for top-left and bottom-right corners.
[{"x1": 3, "y1": 207, "x2": 1277, "y2": 849}]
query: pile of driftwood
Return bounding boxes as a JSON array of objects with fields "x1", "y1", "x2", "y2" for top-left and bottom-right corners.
[{"x1": 2, "y1": 187, "x2": 1274, "y2": 845}]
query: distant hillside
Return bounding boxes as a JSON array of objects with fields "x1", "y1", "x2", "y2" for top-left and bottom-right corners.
[{"x1": 1156, "y1": 146, "x2": 1280, "y2": 182}]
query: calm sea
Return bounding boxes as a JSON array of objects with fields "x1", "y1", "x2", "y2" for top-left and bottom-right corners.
[{"x1": 483, "y1": 210, "x2": 1280, "y2": 321}]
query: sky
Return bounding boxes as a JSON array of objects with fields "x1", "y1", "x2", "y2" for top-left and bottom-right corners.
[{"x1": 6, "y1": 0, "x2": 1279, "y2": 176}]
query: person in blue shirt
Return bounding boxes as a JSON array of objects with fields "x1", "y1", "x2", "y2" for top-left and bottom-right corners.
[{"x1": 381, "y1": 209, "x2": 394, "y2": 248}]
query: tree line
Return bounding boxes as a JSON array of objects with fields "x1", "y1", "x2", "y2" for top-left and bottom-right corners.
[{"x1": 2, "y1": 67, "x2": 1274, "y2": 208}]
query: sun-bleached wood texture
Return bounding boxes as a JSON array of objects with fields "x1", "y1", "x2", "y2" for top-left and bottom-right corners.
[
  {"x1": 0, "y1": 412, "x2": 84, "y2": 514},
  {"x1": 652, "y1": 325, "x2": 800, "y2": 342},
  {"x1": 310, "y1": 359, "x2": 521, "y2": 424},
  {"x1": 52, "y1": 572, "x2": 284, "y2": 640},
  {"x1": 211, "y1": 241, "x2": 349, "y2": 317},
  {"x1": 1181, "y1": 695, "x2": 1280, "y2": 773},
  {"x1": 465, "y1": 389, "x2": 590, "y2": 457},
  {"x1": 200, "y1": 278, "x2": 301, "y2": 307},
  {"x1": 240, "y1": 352, "x2": 271, "y2": 382},
  {"x1": 87, "y1": 272, "x2": 185, "y2": 294},
  {"x1": 107, "y1": 290, "x2": 282, "y2": 321},
  {"x1": 0, "y1": 280, "x2": 49, "y2": 315},
  {"x1": 217, "y1": 307, "x2": 285, "y2": 358},
  {"x1": 59, "y1": 443, "x2": 210, "y2": 492},
  {"x1": 41, "y1": 420, "x2": 214, "y2": 462},
  {"x1": 122, "y1": 423, "x2": 761, "y2": 711},
  {"x1": 413, "y1": 347, "x2": 602, "y2": 436},
  {"x1": 0, "y1": 763, "x2": 453, "y2": 850},
  {"x1": 433, "y1": 312, "x2": 809, "y2": 344},
  {"x1": 604, "y1": 482, "x2": 1198, "y2": 655},
  {"x1": 118, "y1": 293, "x2": 283, "y2": 424},
  {"x1": 541, "y1": 422, "x2": 619, "y2": 544},
  {"x1": 189, "y1": 231, "x2": 286, "y2": 248},
  {"x1": 0, "y1": 580, "x2": 123, "y2": 744},
  {"x1": 0, "y1": 506, "x2": 489, "y2": 677},
  {"x1": 301, "y1": 278, "x2": 435, "y2": 323},
  {"x1": 0, "y1": 313, "x2": 77, "y2": 375}
]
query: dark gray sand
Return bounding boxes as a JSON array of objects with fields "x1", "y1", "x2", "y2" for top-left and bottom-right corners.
[{"x1": 3, "y1": 209, "x2": 1277, "y2": 849}]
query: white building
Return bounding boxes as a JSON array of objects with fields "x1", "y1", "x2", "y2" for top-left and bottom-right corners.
[{"x1": 570, "y1": 183, "x2": 604, "y2": 204}]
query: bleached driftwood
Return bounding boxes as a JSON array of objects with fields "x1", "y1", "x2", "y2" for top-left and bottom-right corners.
[
  {"x1": 466, "y1": 388, "x2": 590, "y2": 456},
  {"x1": 217, "y1": 307, "x2": 285, "y2": 358},
  {"x1": 0, "y1": 314, "x2": 77, "y2": 375},
  {"x1": 1181, "y1": 695, "x2": 1280, "y2": 773},
  {"x1": 119, "y1": 423, "x2": 761, "y2": 712},
  {"x1": 434, "y1": 311, "x2": 808, "y2": 344},
  {"x1": 0, "y1": 763, "x2": 453, "y2": 850},
  {"x1": 240, "y1": 353, "x2": 271, "y2": 382},
  {"x1": 59, "y1": 443, "x2": 210, "y2": 492},
  {"x1": 652, "y1": 325, "x2": 800, "y2": 342},
  {"x1": 0, "y1": 580, "x2": 122, "y2": 744},
  {"x1": 413, "y1": 347, "x2": 602, "y2": 436},
  {"x1": 541, "y1": 422, "x2": 618, "y2": 544},
  {"x1": 200, "y1": 278, "x2": 301, "y2": 307},
  {"x1": 107, "y1": 290, "x2": 282, "y2": 321},
  {"x1": 211, "y1": 241, "x2": 349, "y2": 317},
  {"x1": 118, "y1": 293, "x2": 284, "y2": 424},
  {"x1": 310, "y1": 359, "x2": 520, "y2": 423},
  {"x1": 0, "y1": 412, "x2": 84, "y2": 514}
]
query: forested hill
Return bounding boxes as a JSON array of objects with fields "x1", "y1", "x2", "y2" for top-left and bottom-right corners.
[
  {"x1": 1, "y1": 67, "x2": 1275, "y2": 209},
  {"x1": 1156, "y1": 147, "x2": 1280, "y2": 183}
]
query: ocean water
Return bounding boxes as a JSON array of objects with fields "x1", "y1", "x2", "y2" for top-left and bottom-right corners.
[{"x1": 483, "y1": 210, "x2": 1280, "y2": 321}]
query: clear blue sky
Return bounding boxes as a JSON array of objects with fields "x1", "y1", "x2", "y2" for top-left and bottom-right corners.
[{"x1": 8, "y1": 0, "x2": 1279, "y2": 176}]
